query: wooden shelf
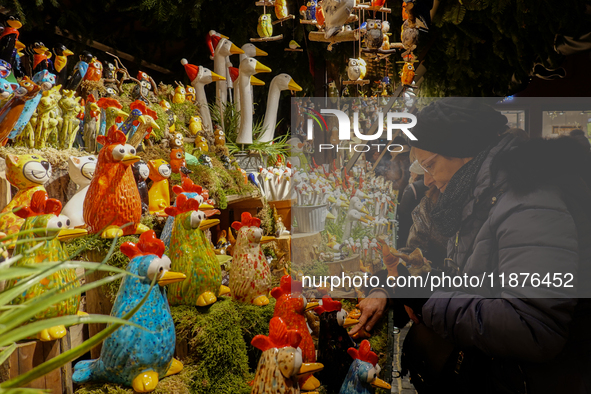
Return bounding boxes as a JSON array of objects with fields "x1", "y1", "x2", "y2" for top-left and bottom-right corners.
[
  {"x1": 273, "y1": 15, "x2": 295, "y2": 25},
  {"x1": 255, "y1": 0, "x2": 274, "y2": 5},
  {"x1": 354, "y1": 3, "x2": 391, "y2": 13},
  {"x1": 299, "y1": 19, "x2": 317, "y2": 25},
  {"x1": 346, "y1": 14, "x2": 359, "y2": 23},
  {"x1": 226, "y1": 192, "x2": 262, "y2": 205},
  {"x1": 342, "y1": 79, "x2": 370, "y2": 86},
  {"x1": 250, "y1": 34, "x2": 283, "y2": 42},
  {"x1": 361, "y1": 47, "x2": 398, "y2": 54},
  {"x1": 285, "y1": 48, "x2": 304, "y2": 52},
  {"x1": 308, "y1": 29, "x2": 359, "y2": 51}
]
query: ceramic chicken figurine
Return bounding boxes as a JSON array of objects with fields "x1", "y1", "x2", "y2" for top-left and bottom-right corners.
[
  {"x1": 72, "y1": 230, "x2": 186, "y2": 392},
  {"x1": 0, "y1": 154, "x2": 52, "y2": 242},
  {"x1": 257, "y1": 14, "x2": 273, "y2": 38},
  {"x1": 62, "y1": 156, "x2": 97, "y2": 228},
  {"x1": 165, "y1": 193, "x2": 229, "y2": 307},
  {"x1": 147, "y1": 159, "x2": 171, "y2": 216},
  {"x1": 315, "y1": 296, "x2": 359, "y2": 393},
  {"x1": 251, "y1": 316, "x2": 324, "y2": 394},
  {"x1": 230, "y1": 212, "x2": 274, "y2": 306},
  {"x1": 132, "y1": 160, "x2": 150, "y2": 216},
  {"x1": 272, "y1": 276, "x2": 321, "y2": 391},
  {"x1": 119, "y1": 101, "x2": 146, "y2": 137},
  {"x1": 127, "y1": 102, "x2": 159, "y2": 149},
  {"x1": 185, "y1": 85, "x2": 196, "y2": 103},
  {"x1": 83, "y1": 126, "x2": 148, "y2": 238},
  {"x1": 96, "y1": 97, "x2": 128, "y2": 139},
  {"x1": 340, "y1": 340, "x2": 391, "y2": 394},
  {"x1": 52, "y1": 43, "x2": 74, "y2": 86},
  {"x1": 0, "y1": 76, "x2": 42, "y2": 143},
  {"x1": 189, "y1": 115, "x2": 203, "y2": 136},
  {"x1": 4, "y1": 190, "x2": 87, "y2": 341},
  {"x1": 58, "y1": 89, "x2": 83, "y2": 149}
]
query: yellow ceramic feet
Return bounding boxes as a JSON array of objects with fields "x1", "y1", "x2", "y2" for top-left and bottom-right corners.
[
  {"x1": 219, "y1": 285, "x2": 231, "y2": 296},
  {"x1": 101, "y1": 225, "x2": 124, "y2": 239},
  {"x1": 135, "y1": 223, "x2": 150, "y2": 234},
  {"x1": 301, "y1": 375, "x2": 321, "y2": 391},
  {"x1": 196, "y1": 291, "x2": 217, "y2": 307},
  {"x1": 165, "y1": 358, "x2": 183, "y2": 377},
  {"x1": 77, "y1": 310, "x2": 88, "y2": 317},
  {"x1": 252, "y1": 295, "x2": 270, "y2": 306},
  {"x1": 37, "y1": 325, "x2": 67, "y2": 341},
  {"x1": 132, "y1": 371, "x2": 159, "y2": 392}
]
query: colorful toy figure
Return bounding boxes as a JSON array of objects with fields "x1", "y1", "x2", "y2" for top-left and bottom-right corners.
[
  {"x1": 126, "y1": 102, "x2": 159, "y2": 149},
  {"x1": 315, "y1": 296, "x2": 359, "y2": 393},
  {"x1": 400, "y1": 62, "x2": 415, "y2": 86},
  {"x1": 0, "y1": 15, "x2": 22, "y2": 67},
  {"x1": 339, "y1": 340, "x2": 391, "y2": 394},
  {"x1": 0, "y1": 76, "x2": 42, "y2": 143},
  {"x1": 62, "y1": 156, "x2": 97, "y2": 228},
  {"x1": 4, "y1": 190, "x2": 87, "y2": 341},
  {"x1": 185, "y1": 85, "x2": 196, "y2": 103},
  {"x1": 132, "y1": 160, "x2": 150, "y2": 216},
  {"x1": 30, "y1": 41, "x2": 51, "y2": 75},
  {"x1": 32, "y1": 86, "x2": 61, "y2": 149},
  {"x1": 272, "y1": 275, "x2": 321, "y2": 391},
  {"x1": 275, "y1": 0, "x2": 289, "y2": 19},
  {"x1": 83, "y1": 58, "x2": 103, "y2": 82},
  {"x1": 250, "y1": 317, "x2": 324, "y2": 394},
  {"x1": 230, "y1": 212, "x2": 274, "y2": 306},
  {"x1": 257, "y1": 14, "x2": 273, "y2": 38},
  {"x1": 147, "y1": 159, "x2": 171, "y2": 215},
  {"x1": 172, "y1": 82, "x2": 186, "y2": 104},
  {"x1": 52, "y1": 43, "x2": 74, "y2": 86},
  {"x1": 0, "y1": 154, "x2": 52, "y2": 241},
  {"x1": 170, "y1": 148, "x2": 192, "y2": 178},
  {"x1": 58, "y1": 89, "x2": 83, "y2": 149},
  {"x1": 165, "y1": 193, "x2": 228, "y2": 307},
  {"x1": 72, "y1": 230, "x2": 186, "y2": 392},
  {"x1": 83, "y1": 126, "x2": 149, "y2": 238},
  {"x1": 64, "y1": 50, "x2": 92, "y2": 91},
  {"x1": 189, "y1": 115, "x2": 203, "y2": 136}
]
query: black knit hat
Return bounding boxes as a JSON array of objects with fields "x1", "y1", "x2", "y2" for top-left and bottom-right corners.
[{"x1": 409, "y1": 98, "x2": 508, "y2": 158}]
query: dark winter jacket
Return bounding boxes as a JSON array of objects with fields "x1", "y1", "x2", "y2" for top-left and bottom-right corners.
[
  {"x1": 422, "y1": 135, "x2": 591, "y2": 393},
  {"x1": 397, "y1": 180, "x2": 429, "y2": 247}
]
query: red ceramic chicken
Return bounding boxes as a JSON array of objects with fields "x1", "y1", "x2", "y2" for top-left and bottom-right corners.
[
  {"x1": 230, "y1": 212, "x2": 274, "y2": 306},
  {"x1": 83, "y1": 126, "x2": 149, "y2": 238},
  {"x1": 271, "y1": 275, "x2": 321, "y2": 391}
]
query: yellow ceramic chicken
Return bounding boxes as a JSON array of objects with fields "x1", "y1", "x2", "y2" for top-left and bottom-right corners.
[
  {"x1": 257, "y1": 14, "x2": 273, "y2": 38},
  {"x1": 195, "y1": 135, "x2": 209, "y2": 152},
  {"x1": 189, "y1": 115, "x2": 203, "y2": 136},
  {"x1": 172, "y1": 84, "x2": 186, "y2": 104},
  {"x1": 148, "y1": 159, "x2": 172, "y2": 216}
]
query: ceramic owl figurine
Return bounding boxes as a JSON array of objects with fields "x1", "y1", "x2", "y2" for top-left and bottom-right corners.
[
  {"x1": 148, "y1": 159, "x2": 172, "y2": 215},
  {"x1": 347, "y1": 58, "x2": 361, "y2": 81},
  {"x1": 62, "y1": 155, "x2": 97, "y2": 228},
  {"x1": 258, "y1": 14, "x2": 273, "y2": 38},
  {"x1": 400, "y1": 62, "x2": 415, "y2": 86},
  {"x1": 365, "y1": 19, "x2": 383, "y2": 50},
  {"x1": 230, "y1": 212, "x2": 274, "y2": 306},
  {"x1": 189, "y1": 115, "x2": 203, "y2": 136}
]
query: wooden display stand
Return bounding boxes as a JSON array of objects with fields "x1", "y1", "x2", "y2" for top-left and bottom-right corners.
[{"x1": 291, "y1": 231, "x2": 322, "y2": 267}]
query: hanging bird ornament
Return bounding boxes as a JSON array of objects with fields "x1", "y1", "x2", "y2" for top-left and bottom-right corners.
[
  {"x1": 72, "y1": 231, "x2": 186, "y2": 392},
  {"x1": 257, "y1": 14, "x2": 274, "y2": 38},
  {"x1": 365, "y1": 20, "x2": 383, "y2": 50},
  {"x1": 400, "y1": 61, "x2": 415, "y2": 86},
  {"x1": 322, "y1": 0, "x2": 355, "y2": 38},
  {"x1": 401, "y1": 18, "x2": 419, "y2": 60}
]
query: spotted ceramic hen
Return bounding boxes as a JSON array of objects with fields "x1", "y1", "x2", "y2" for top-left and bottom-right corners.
[
  {"x1": 4, "y1": 190, "x2": 87, "y2": 341},
  {"x1": 230, "y1": 212, "x2": 274, "y2": 306},
  {"x1": 165, "y1": 193, "x2": 229, "y2": 307},
  {"x1": 83, "y1": 126, "x2": 149, "y2": 238},
  {"x1": 272, "y1": 275, "x2": 321, "y2": 391},
  {"x1": 72, "y1": 230, "x2": 186, "y2": 392},
  {"x1": 251, "y1": 316, "x2": 324, "y2": 394},
  {"x1": 340, "y1": 340, "x2": 390, "y2": 394}
]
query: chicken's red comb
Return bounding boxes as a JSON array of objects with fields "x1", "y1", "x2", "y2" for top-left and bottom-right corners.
[
  {"x1": 120, "y1": 230, "x2": 165, "y2": 259},
  {"x1": 130, "y1": 100, "x2": 148, "y2": 114},
  {"x1": 96, "y1": 97, "x2": 122, "y2": 110},
  {"x1": 97, "y1": 125, "x2": 126, "y2": 146},
  {"x1": 271, "y1": 275, "x2": 302, "y2": 299},
  {"x1": 231, "y1": 212, "x2": 261, "y2": 231},
  {"x1": 313, "y1": 295, "x2": 342, "y2": 315},
  {"x1": 15, "y1": 190, "x2": 62, "y2": 219},
  {"x1": 87, "y1": 94, "x2": 96, "y2": 103},
  {"x1": 172, "y1": 177, "x2": 203, "y2": 196},
  {"x1": 251, "y1": 317, "x2": 302, "y2": 351},
  {"x1": 347, "y1": 340, "x2": 379, "y2": 366},
  {"x1": 229, "y1": 67, "x2": 239, "y2": 82},
  {"x1": 164, "y1": 194, "x2": 201, "y2": 217}
]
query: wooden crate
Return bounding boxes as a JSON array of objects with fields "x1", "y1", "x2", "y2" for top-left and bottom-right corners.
[{"x1": 0, "y1": 331, "x2": 76, "y2": 393}]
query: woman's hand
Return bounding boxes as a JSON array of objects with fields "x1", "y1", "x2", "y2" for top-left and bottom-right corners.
[{"x1": 349, "y1": 291, "x2": 388, "y2": 335}]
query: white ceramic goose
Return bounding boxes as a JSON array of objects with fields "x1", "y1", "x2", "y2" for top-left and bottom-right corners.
[
  {"x1": 236, "y1": 57, "x2": 271, "y2": 145},
  {"x1": 213, "y1": 38, "x2": 244, "y2": 110},
  {"x1": 235, "y1": 44, "x2": 268, "y2": 112},
  {"x1": 62, "y1": 155, "x2": 97, "y2": 228},
  {"x1": 259, "y1": 74, "x2": 302, "y2": 143}
]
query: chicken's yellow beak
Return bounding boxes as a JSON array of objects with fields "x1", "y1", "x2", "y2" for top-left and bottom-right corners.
[
  {"x1": 305, "y1": 302, "x2": 320, "y2": 312},
  {"x1": 343, "y1": 317, "x2": 359, "y2": 328},
  {"x1": 8, "y1": 20, "x2": 22, "y2": 29},
  {"x1": 325, "y1": 212, "x2": 336, "y2": 220},
  {"x1": 255, "y1": 61, "x2": 272, "y2": 74},
  {"x1": 89, "y1": 103, "x2": 99, "y2": 111},
  {"x1": 199, "y1": 218, "x2": 220, "y2": 231},
  {"x1": 210, "y1": 71, "x2": 226, "y2": 82},
  {"x1": 260, "y1": 236, "x2": 275, "y2": 244},
  {"x1": 230, "y1": 43, "x2": 245, "y2": 55},
  {"x1": 288, "y1": 79, "x2": 302, "y2": 92},
  {"x1": 137, "y1": 115, "x2": 146, "y2": 125},
  {"x1": 255, "y1": 47, "x2": 268, "y2": 57},
  {"x1": 122, "y1": 154, "x2": 141, "y2": 165},
  {"x1": 328, "y1": 196, "x2": 337, "y2": 203},
  {"x1": 199, "y1": 202, "x2": 214, "y2": 210},
  {"x1": 57, "y1": 228, "x2": 88, "y2": 242},
  {"x1": 371, "y1": 378, "x2": 391, "y2": 390},
  {"x1": 63, "y1": 49, "x2": 74, "y2": 56},
  {"x1": 250, "y1": 76, "x2": 265, "y2": 86},
  {"x1": 158, "y1": 271, "x2": 186, "y2": 286},
  {"x1": 150, "y1": 121, "x2": 161, "y2": 130},
  {"x1": 15, "y1": 41, "x2": 25, "y2": 51},
  {"x1": 116, "y1": 109, "x2": 129, "y2": 118},
  {"x1": 297, "y1": 362, "x2": 324, "y2": 376}
]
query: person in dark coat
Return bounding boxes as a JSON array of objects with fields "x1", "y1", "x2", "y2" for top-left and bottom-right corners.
[
  {"x1": 351, "y1": 98, "x2": 591, "y2": 394},
  {"x1": 570, "y1": 128, "x2": 590, "y2": 151},
  {"x1": 397, "y1": 160, "x2": 428, "y2": 247}
]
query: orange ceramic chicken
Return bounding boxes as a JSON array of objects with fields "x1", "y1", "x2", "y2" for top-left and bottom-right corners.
[
  {"x1": 83, "y1": 126, "x2": 149, "y2": 238},
  {"x1": 148, "y1": 159, "x2": 172, "y2": 216}
]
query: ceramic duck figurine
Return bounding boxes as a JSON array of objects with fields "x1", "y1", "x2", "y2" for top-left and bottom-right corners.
[
  {"x1": 259, "y1": 74, "x2": 302, "y2": 143},
  {"x1": 132, "y1": 160, "x2": 150, "y2": 216},
  {"x1": 251, "y1": 316, "x2": 324, "y2": 394},
  {"x1": 0, "y1": 154, "x2": 52, "y2": 242},
  {"x1": 315, "y1": 296, "x2": 359, "y2": 393},
  {"x1": 58, "y1": 89, "x2": 83, "y2": 149},
  {"x1": 339, "y1": 340, "x2": 391, "y2": 394},
  {"x1": 4, "y1": 190, "x2": 87, "y2": 341},
  {"x1": 165, "y1": 193, "x2": 230, "y2": 307},
  {"x1": 271, "y1": 275, "x2": 321, "y2": 391},
  {"x1": 236, "y1": 57, "x2": 271, "y2": 144},
  {"x1": 62, "y1": 156, "x2": 97, "y2": 228},
  {"x1": 83, "y1": 126, "x2": 149, "y2": 238},
  {"x1": 72, "y1": 230, "x2": 186, "y2": 392},
  {"x1": 147, "y1": 159, "x2": 171, "y2": 216},
  {"x1": 0, "y1": 76, "x2": 43, "y2": 143},
  {"x1": 230, "y1": 212, "x2": 274, "y2": 305},
  {"x1": 52, "y1": 43, "x2": 74, "y2": 86},
  {"x1": 213, "y1": 38, "x2": 244, "y2": 110}
]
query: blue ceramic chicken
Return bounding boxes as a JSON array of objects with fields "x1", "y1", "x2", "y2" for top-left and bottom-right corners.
[
  {"x1": 119, "y1": 100, "x2": 146, "y2": 136},
  {"x1": 72, "y1": 230, "x2": 186, "y2": 392},
  {"x1": 339, "y1": 340, "x2": 390, "y2": 394}
]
